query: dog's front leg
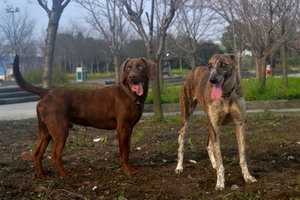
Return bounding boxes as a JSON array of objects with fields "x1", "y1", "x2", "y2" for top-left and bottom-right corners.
[
  {"x1": 117, "y1": 125, "x2": 136, "y2": 175},
  {"x1": 208, "y1": 117, "x2": 225, "y2": 191}
]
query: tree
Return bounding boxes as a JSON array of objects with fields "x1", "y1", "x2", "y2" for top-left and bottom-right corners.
[
  {"x1": 0, "y1": 8, "x2": 36, "y2": 57},
  {"x1": 175, "y1": 0, "x2": 216, "y2": 68},
  {"x1": 277, "y1": 1, "x2": 299, "y2": 87},
  {"x1": 197, "y1": 40, "x2": 224, "y2": 65},
  {"x1": 76, "y1": 0, "x2": 126, "y2": 82},
  {"x1": 210, "y1": 0, "x2": 248, "y2": 80},
  {"x1": 37, "y1": 0, "x2": 71, "y2": 88},
  {"x1": 234, "y1": 0, "x2": 299, "y2": 87},
  {"x1": 120, "y1": 0, "x2": 187, "y2": 120}
]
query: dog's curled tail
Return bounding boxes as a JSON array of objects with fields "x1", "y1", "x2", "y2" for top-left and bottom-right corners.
[{"x1": 13, "y1": 55, "x2": 48, "y2": 98}]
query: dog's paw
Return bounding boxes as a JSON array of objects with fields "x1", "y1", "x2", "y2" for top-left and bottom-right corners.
[
  {"x1": 60, "y1": 173, "x2": 72, "y2": 179},
  {"x1": 175, "y1": 167, "x2": 183, "y2": 174},
  {"x1": 215, "y1": 183, "x2": 225, "y2": 191},
  {"x1": 245, "y1": 175, "x2": 257, "y2": 183},
  {"x1": 124, "y1": 167, "x2": 137, "y2": 175}
]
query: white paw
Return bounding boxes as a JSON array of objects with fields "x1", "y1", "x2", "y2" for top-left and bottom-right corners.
[
  {"x1": 245, "y1": 175, "x2": 257, "y2": 183},
  {"x1": 175, "y1": 167, "x2": 183, "y2": 174},
  {"x1": 215, "y1": 183, "x2": 225, "y2": 191}
]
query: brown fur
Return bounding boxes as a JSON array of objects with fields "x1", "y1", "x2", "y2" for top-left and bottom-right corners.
[{"x1": 13, "y1": 56, "x2": 156, "y2": 178}]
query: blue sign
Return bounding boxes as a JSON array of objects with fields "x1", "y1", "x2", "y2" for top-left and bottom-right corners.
[{"x1": 0, "y1": 56, "x2": 7, "y2": 75}]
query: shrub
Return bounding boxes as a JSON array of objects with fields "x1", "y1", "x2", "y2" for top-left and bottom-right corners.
[{"x1": 23, "y1": 68, "x2": 67, "y2": 86}]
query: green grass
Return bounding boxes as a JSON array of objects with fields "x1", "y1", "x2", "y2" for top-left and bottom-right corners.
[
  {"x1": 146, "y1": 85, "x2": 181, "y2": 104},
  {"x1": 243, "y1": 77, "x2": 300, "y2": 101},
  {"x1": 171, "y1": 68, "x2": 191, "y2": 75},
  {"x1": 66, "y1": 73, "x2": 115, "y2": 80},
  {"x1": 60, "y1": 82, "x2": 98, "y2": 90},
  {"x1": 64, "y1": 138, "x2": 90, "y2": 154},
  {"x1": 145, "y1": 77, "x2": 300, "y2": 104},
  {"x1": 131, "y1": 129, "x2": 145, "y2": 145}
]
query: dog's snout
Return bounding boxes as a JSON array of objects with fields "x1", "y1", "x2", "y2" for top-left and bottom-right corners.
[
  {"x1": 129, "y1": 74, "x2": 136, "y2": 80},
  {"x1": 210, "y1": 77, "x2": 218, "y2": 84}
]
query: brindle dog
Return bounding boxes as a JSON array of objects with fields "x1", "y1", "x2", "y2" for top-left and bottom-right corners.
[{"x1": 175, "y1": 54, "x2": 257, "y2": 190}]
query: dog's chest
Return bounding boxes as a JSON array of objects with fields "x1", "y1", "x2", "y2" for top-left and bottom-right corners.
[{"x1": 208, "y1": 99, "x2": 231, "y2": 117}]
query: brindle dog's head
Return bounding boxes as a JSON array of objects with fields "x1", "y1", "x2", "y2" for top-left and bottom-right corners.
[
  {"x1": 207, "y1": 54, "x2": 236, "y2": 100},
  {"x1": 119, "y1": 58, "x2": 156, "y2": 96}
]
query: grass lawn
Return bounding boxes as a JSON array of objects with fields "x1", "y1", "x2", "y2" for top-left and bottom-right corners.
[{"x1": 146, "y1": 77, "x2": 300, "y2": 104}]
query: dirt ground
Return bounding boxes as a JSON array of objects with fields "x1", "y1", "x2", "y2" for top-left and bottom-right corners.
[{"x1": 0, "y1": 112, "x2": 299, "y2": 200}]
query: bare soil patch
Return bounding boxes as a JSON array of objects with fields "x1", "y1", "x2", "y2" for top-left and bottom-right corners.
[{"x1": 0, "y1": 112, "x2": 299, "y2": 199}]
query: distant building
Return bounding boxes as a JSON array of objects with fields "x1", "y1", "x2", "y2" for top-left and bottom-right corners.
[{"x1": 0, "y1": 55, "x2": 44, "y2": 80}]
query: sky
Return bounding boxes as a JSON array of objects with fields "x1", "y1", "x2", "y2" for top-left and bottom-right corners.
[{"x1": 0, "y1": 0, "x2": 87, "y2": 38}]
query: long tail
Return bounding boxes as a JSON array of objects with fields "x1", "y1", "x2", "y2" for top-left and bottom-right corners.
[{"x1": 13, "y1": 55, "x2": 48, "y2": 97}]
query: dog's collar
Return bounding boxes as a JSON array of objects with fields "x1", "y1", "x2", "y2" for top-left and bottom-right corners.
[{"x1": 120, "y1": 82, "x2": 141, "y2": 105}]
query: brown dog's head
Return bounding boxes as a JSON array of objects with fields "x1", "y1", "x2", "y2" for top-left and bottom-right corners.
[
  {"x1": 207, "y1": 54, "x2": 236, "y2": 100},
  {"x1": 119, "y1": 58, "x2": 157, "y2": 96}
]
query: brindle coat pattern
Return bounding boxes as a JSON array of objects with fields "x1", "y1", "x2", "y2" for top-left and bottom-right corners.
[
  {"x1": 13, "y1": 56, "x2": 156, "y2": 178},
  {"x1": 175, "y1": 54, "x2": 257, "y2": 190}
]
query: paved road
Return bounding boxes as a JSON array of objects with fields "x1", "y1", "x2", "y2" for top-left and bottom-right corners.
[
  {"x1": 0, "y1": 101, "x2": 38, "y2": 120},
  {"x1": 1, "y1": 101, "x2": 300, "y2": 121}
]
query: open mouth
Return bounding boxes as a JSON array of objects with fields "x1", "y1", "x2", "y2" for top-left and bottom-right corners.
[
  {"x1": 129, "y1": 82, "x2": 144, "y2": 96},
  {"x1": 210, "y1": 78, "x2": 224, "y2": 100}
]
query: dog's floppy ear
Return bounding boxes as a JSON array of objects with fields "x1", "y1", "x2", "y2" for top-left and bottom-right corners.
[
  {"x1": 229, "y1": 54, "x2": 235, "y2": 62},
  {"x1": 119, "y1": 59, "x2": 130, "y2": 83},
  {"x1": 141, "y1": 58, "x2": 157, "y2": 80}
]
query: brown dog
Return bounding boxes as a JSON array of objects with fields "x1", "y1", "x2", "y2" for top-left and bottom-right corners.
[
  {"x1": 175, "y1": 54, "x2": 257, "y2": 190},
  {"x1": 13, "y1": 56, "x2": 156, "y2": 178}
]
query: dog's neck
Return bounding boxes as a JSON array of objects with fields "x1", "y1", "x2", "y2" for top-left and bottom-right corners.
[
  {"x1": 221, "y1": 72, "x2": 237, "y2": 97},
  {"x1": 120, "y1": 81, "x2": 149, "y2": 104}
]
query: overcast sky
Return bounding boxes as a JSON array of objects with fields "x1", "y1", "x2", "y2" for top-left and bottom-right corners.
[{"x1": 0, "y1": 0, "x2": 86, "y2": 38}]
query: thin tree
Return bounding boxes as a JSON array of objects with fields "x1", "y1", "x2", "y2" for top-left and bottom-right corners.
[
  {"x1": 210, "y1": 0, "x2": 246, "y2": 80},
  {"x1": 175, "y1": 0, "x2": 216, "y2": 68},
  {"x1": 0, "y1": 8, "x2": 36, "y2": 57},
  {"x1": 120, "y1": 0, "x2": 187, "y2": 120},
  {"x1": 37, "y1": 0, "x2": 71, "y2": 88},
  {"x1": 76, "y1": 0, "x2": 126, "y2": 82}
]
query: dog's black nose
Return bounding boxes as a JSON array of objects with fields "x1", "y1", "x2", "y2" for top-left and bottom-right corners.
[
  {"x1": 210, "y1": 77, "x2": 218, "y2": 84},
  {"x1": 129, "y1": 75, "x2": 136, "y2": 80}
]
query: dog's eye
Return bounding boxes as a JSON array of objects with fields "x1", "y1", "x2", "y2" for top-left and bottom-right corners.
[
  {"x1": 137, "y1": 65, "x2": 143, "y2": 70},
  {"x1": 221, "y1": 63, "x2": 227, "y2": 68},
  {"x1": 126, "y1": 66, "x2": 132, "y2": 71},
  {"x1": 208, "y1": 64, "x2": 213, "y2": 69}
]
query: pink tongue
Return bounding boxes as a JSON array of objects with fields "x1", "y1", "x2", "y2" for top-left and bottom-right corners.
[
  {"x1": 211, "y1": 83, "x2": 222, "y2": 100},
  {"x1": 130, "y1": 82, "x2": 144, "y2": 96}
]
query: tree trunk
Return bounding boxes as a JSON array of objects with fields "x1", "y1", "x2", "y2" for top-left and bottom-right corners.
[
  {"x1": 159, "y1": 58, "x2": 164, "y2": 88},
  {"x1": 254, "y1": 56, "x2": 260, "y2": 79},
  {"x1": 236, "y1": 53, "x2": 242, "y2": 80},
  {"x1": 258, "y1": 55, "x2": 268, "y2": 88},
  {"x1": 179, "y1": 58, "x2": 183, "y2": 72},
  {"x1": 152, "y1": 64, "x2": 163, "y2": 120},
  {"x1": 42, "y1": 22, "x2": 59, "y2": 88},
  {"x1": 113, "y1": 54, "x2": 119, "y2": 82},
  {"x1": 190, "y1": 56, "x2": 196, "y2": 68},
  {"x1": 280, "y1": 41, "x2": 288, "y2": 88}
]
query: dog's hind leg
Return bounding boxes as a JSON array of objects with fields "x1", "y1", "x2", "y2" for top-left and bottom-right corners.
[
  {"x1": 45, "y1": 117, "x2": 71, "y2": 179},
  {"x1": 34, "y1": 120, "x2": 52, "y2": 178},
  {"x1": 175, "y1": 98, "x2": 197, "y2": 174},
  {"x1": 231, "y1": 102, "x2": 257, "y2": 183},
  {"x1": 235, "y1": 122, "x2": 257, "y2": 183}
]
